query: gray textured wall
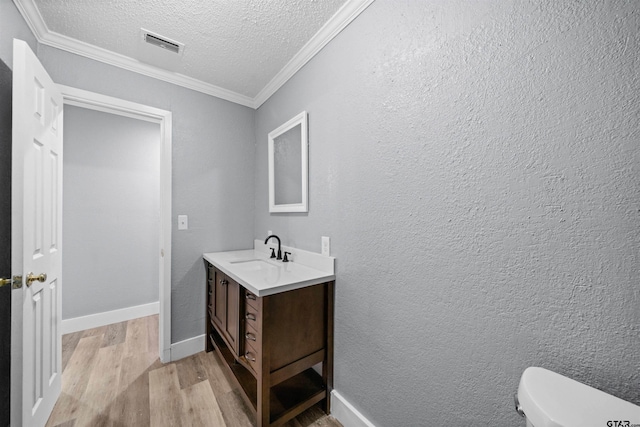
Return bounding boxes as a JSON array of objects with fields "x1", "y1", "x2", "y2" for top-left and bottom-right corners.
[
  {"x1": 63, "y1": 106, "x2": 160, "y2": 319},
  {"x1": 36, "y1": 47, "x2": 256, "y2": 343},
  {"x1": 0, "y1": 0, "x2": 37, "y2": 67},
  {"x1": 255, "y1": 1, "x2": 640, "y2": 425}
]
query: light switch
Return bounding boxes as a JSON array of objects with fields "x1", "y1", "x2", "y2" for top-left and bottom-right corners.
[{"x1": 178, "y1": 215, "x2": 188, "y2": 230}]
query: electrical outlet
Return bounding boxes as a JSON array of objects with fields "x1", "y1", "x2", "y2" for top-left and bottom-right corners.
[
  {"x1": 321, "y1": 236, "x2": 330, "y2": 256},
  {"x1": 178, "y1": 215, "x2": 188, "y2": 230}
]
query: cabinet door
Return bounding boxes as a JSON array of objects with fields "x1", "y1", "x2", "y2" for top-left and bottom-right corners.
[
  {"x1": 211, "y1": 268, "x2": 226, "y2": 331},
  {"x1": 224, "y1": 277, "x2": 240, "y2": 355}
]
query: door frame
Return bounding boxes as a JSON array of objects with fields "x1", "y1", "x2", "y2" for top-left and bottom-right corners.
[{"x1": 59, "y1": 85, "x2": 172, "y2": 362}]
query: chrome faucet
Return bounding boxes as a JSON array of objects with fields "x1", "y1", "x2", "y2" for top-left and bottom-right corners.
[{"x1": 264, "y1": 235, "x2": 282, "y2": 260}]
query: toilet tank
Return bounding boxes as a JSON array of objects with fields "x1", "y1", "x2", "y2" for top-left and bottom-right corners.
[{"x1": 517, "y1": 367, "x2": 640, "y2": 427}]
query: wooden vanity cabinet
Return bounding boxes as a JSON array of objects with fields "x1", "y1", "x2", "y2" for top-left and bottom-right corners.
[
  {"x1": 207, "y1": 265, "x2": 241, "y2": 355},
  {"x1": 205, "y1": 262, "x2": 334, "y2": 427}
]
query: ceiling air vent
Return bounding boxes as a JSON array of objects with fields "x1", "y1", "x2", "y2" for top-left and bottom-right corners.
[{"x1": 142, "y1": 29, "x2": 183, "y2": 54}]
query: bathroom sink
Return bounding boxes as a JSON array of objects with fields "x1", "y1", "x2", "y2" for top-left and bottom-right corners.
[
  {"x1": 203, "y1": 241, "x2": 335, "y2": 296},
  {"x1": 229, "y1": 259, "x2": 278, "y2": 271},
  {"x1": 229, "y1": 258, "x2": 269, "y2": 265}
]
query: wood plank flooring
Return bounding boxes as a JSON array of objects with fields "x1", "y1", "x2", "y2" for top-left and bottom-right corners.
[{"x1": 46, "y1": 315, "x2": 342, "y2": 427}]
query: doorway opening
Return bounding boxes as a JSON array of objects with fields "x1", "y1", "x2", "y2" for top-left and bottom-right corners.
[{"x1": 60, "y1": 85, "x2": 172, "y2": 362}]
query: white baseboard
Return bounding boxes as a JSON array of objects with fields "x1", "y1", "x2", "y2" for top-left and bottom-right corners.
[
  {"x1": 170, "y1": 334, "x2": 205, "y2": 361},
  {"x1": 61, "y1": 301, "x2": 159, "y2": 334},
  {"x1": 331, "y1": 390, "x2": 376, "y2": 427}
]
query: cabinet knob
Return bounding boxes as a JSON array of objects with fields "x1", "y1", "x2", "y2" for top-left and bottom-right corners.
[
  {"x1": 245, "y1": 313, "x2": 256, "y2": 321},
  {"x1": 245, "y1": 292, "x2": 256, "y2": 301},
  {"x1": 245, "y1": 351, "x2": 256, "y2": 362},
  {"x1": 245, "y1": 332, "x2": 256, "y2": 341}
]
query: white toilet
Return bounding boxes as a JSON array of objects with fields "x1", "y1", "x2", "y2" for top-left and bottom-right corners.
[{"x1": 516, "y1": 367, "x2": 640, "y2": 427}]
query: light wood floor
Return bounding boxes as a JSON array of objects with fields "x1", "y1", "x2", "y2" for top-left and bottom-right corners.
[{"x1": 46, "y1": 315, "x2": 342, "y2": 427}]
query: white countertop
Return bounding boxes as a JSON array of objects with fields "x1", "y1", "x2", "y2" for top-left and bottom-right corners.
[{"x1": 203, "y1": 239, "x2": 335, "y2": 297}]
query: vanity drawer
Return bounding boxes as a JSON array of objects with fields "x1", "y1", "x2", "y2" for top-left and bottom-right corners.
[
  {"x1": 244, "y1": 303, "x2": 260, "y2": 329},
  {"x1": 244, "y1": 321, "x2": 262, "y2": 351},
  {"x1": 243, "y1": 342, "x2": 260, "y2": 373},
  {"x1": 244, "y1": 288, "x2": 259, "y2": 311},
  {"x1": 207, "y1": 282, "x2": 214, "y2": 307}
]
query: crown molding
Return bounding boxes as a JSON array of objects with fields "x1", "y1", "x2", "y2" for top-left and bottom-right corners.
[
  {"x1": 12, "y1": 0, "x2": 48, "y2": 39},
  {"x1": 13, "y1": 0, "x2": 374, "y2": 109},
  {"x1": 43, "y1": 30, "x2": 255, "y2": 107},
  {"x1": 253, "y1": 0, "x2": 375, "y2": 108},
  {"x1": 13, "y1": 0, "x2": 254, "y2": 107}
]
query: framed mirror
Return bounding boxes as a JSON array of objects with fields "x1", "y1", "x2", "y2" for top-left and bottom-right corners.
[{"x1": 268, "y1": 111, "x2": 308, "y2": 213}]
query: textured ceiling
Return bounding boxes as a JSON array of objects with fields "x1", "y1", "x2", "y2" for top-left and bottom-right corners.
[{"x1": 31, "y1": 0, "x2": 349, "y2": 100}]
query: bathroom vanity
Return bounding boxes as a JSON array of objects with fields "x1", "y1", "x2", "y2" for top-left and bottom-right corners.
[{"x1": 203, "y1": 241, "x2": 335, "y2": 427}]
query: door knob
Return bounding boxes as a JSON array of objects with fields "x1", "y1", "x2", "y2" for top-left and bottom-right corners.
[
  {"x1": 0, "y1": 276, "x2": 21, "y2": 289},
  {"x1": 26, "y1": 272, "x2": 47, "y2": 287}
]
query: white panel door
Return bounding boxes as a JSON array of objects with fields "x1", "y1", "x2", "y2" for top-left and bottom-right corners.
[{"x1": 11, "y1": 39, "x2": 63, "y2": 427}]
